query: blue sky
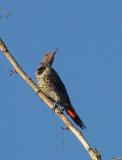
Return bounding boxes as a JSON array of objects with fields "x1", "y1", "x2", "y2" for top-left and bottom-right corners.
[{"x1": 0, "y1": 0, "x2": 122, "y2": 159}]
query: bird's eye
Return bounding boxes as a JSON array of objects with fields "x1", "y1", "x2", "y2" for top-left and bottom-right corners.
[{"x1": 45, "y1": 54, "x2": 47, "y2": 56}]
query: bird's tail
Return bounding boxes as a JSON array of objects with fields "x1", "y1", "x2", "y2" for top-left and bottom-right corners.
[{"x1": 65, "y1": 106, "x2": 86, "y2": 129}]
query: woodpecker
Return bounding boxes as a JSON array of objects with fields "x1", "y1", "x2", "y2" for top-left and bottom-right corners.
[{"x1": 35, "y1": 49, "x2": 86, "y2": 129}]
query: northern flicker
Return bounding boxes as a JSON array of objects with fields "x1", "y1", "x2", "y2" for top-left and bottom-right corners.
[{"x1": 35, "y1": 49, "x2": 86, "y2": 129}]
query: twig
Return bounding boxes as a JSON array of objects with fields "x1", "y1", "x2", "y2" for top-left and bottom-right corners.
[
  {"x1": 0, "y1": 38, "x2": 101, "y2": 160},
  {"x1": 112, "y1": 158, "x2": 122, "y2": 160}
]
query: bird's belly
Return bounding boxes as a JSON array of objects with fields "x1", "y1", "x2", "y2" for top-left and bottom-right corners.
[{"x1": 36, "y1": 75, "x2": 60, "y2": 103}]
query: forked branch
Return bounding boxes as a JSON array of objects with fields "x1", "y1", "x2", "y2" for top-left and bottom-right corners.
[{"x1": 0, "y1": 38, "x2": 101, "y2": 160}]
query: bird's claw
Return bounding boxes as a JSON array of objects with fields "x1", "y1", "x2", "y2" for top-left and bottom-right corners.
[
  {"x1": 52, "y1": 104, "x2": 58, "y2": 112},
  {"x1": 60, "y1": 108, "x2": 65, "y2": 112},
  {"x1": 36, "y1": 89, "x2": 41, "y2": 94}
]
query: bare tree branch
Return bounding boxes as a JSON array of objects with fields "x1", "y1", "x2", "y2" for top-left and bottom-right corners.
[{"x1": 0, "y1": 38, "x2": 101, "y2": 160}]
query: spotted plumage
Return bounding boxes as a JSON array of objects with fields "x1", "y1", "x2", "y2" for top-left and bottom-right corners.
[
  {"x1": 36, "y1": 67, "x2": 71, "y2": 106},
  {"x1": 35, "y1": 50, "x2": 86, "y2": 129}
]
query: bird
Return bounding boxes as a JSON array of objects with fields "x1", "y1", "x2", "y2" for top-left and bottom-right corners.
[{"x1": 35, "y1": 49, "x2": 86, "y2": 129}]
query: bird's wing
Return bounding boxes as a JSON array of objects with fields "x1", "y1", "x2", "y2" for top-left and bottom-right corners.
[{"x1": 49, "y1": 68, "x2": 71, "y2": 105}]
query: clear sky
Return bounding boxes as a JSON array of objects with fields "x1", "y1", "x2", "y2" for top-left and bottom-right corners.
[{"x1": 0, "y1": 0, "x2": 122, "y2": 160}]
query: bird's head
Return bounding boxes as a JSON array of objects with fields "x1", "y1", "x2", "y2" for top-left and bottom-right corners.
[{"x1": 41, "y1": 48, "x2": 58, "y2": 67}]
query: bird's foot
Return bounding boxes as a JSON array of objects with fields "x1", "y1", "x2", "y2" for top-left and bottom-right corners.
[
  {"x1": 60, "y1": 107, "x2": 65, "y2": 112},
  {"x1": 52, "y1": 103, "x2": 58, "y2": 113},
  {"x1": 36, "y1": 89, "x2": 41, "y2": 94}
]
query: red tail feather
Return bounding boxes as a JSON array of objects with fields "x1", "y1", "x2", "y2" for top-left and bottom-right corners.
[
  {"x1": 65, "y1": 107, "x2": 86, "y2": 129},
  {"x1": 66, "y1": 109, "x2": 77, "y2": 118}
]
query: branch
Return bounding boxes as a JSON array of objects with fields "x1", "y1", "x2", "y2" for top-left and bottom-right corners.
[
  {"x1": 112, "y1": 158, "x2": 122, "y2": 160},
  {"x1": 0, "y1": 38, "x2": 101, "y2": 160}
]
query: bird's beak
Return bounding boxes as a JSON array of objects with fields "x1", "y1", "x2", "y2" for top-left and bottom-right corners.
[{"x1": 53, "y1": 48, "x2": 59, "y2": 56}]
